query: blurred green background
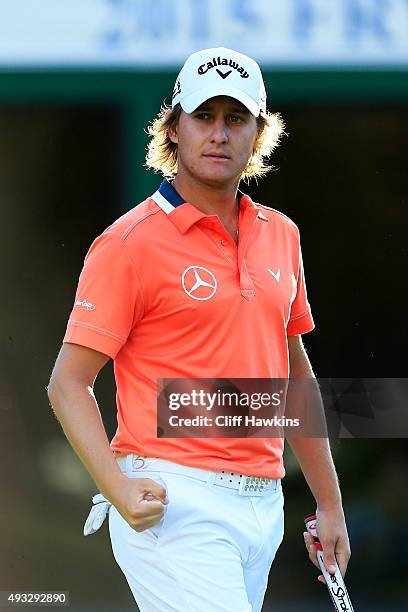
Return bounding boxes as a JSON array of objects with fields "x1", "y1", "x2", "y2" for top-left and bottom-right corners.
[{"x1": 1, "y1": 66, "x2": 407, "y2": 612}]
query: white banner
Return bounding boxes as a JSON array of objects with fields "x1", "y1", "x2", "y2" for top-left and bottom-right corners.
[{"x1": 0, "y1": 0, "x2": 408, "y2": 67}]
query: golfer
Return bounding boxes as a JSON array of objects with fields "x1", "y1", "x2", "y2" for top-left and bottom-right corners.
[{"x1": 48, "y1": 47, "x2": 351, "y2": 611}]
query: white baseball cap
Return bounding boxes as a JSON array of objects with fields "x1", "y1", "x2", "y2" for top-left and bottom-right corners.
[{"x1": 172, "y1": 47, "x2": 267, "y2": 117}]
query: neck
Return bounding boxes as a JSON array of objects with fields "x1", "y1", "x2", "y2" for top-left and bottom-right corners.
[{"x1": 172, "y1": 174, "x2": 239, "y2": 219}]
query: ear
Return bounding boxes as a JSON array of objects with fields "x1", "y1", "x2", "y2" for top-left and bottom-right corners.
[{"x1": 168, "y1": 122, "x2": 179, "y2": 144}]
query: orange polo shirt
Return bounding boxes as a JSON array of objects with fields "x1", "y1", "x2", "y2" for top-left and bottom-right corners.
[{"x1": 63, "y1": 180, "x2": 314, "y2": 478}]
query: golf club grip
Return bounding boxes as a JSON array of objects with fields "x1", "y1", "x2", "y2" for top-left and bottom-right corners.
[{"x1": 304, "y1": 514, "x2": 355, "y2": 612}]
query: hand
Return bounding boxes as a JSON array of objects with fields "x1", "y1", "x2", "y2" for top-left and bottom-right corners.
[
  {"x1": 111, "y1": 476, "x2": 169, "y2": 532},
  {"x1": 303, "y1": 506, "x2": 351, "y2": 584}
]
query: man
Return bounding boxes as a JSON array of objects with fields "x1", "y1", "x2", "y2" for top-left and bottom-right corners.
[{"x1": 48, "y1": 47, "x2": 350, "y2": 611}]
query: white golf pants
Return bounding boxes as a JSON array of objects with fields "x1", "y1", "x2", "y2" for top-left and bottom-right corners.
[{"x1": 107, "y1": 456, "x2": 284, "y2": 612}]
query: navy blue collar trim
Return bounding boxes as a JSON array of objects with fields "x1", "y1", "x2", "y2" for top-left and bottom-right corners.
[
  {"x1": 159, "y1": 180, "x2": 185, "y2": 208},
  {"x1": 158, "y1": 179, "x2": 246, "y2": 208}
]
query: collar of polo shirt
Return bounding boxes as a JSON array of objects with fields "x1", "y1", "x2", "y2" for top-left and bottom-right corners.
[{"x1": 151, "y1": 180, "x2": 269, "y2": 234}]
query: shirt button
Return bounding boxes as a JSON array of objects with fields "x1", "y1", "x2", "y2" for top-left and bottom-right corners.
[{"x1": 221, "y1": 239, "x2": 227, "y2": 246}]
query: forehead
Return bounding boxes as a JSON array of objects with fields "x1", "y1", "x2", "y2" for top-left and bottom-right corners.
[{"x1": 193, "y1": 96, "x2": 250, "y2": 113}]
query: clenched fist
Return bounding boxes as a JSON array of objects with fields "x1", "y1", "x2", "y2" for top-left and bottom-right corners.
[{"x1": 112, "y1": 476, "x2": 169, "y2": 532}]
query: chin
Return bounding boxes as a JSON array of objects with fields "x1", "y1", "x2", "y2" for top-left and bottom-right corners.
[
  {"x1": 202, "y1": 173, "x2": 234, "y2": 187},
  {"x1": 190, "y1": 166, "x2": 238, "y2": 185}
]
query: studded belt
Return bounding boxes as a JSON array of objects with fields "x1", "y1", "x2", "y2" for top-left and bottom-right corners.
[{"x1": 116, "y1": 455, "x2": 279, "y2": 497}]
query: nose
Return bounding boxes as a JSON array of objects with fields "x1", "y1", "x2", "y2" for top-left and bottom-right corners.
[{"x1": 210, "y1": 116, "x2": 229, "y2": 144}]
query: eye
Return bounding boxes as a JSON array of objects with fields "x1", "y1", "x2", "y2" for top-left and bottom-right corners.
[
  {"x1": 195, "y1": 112, "x2": 210, "y2": 120},
  {"x1": 229, "y1": 114, "x2": 244, "y2": 124}
]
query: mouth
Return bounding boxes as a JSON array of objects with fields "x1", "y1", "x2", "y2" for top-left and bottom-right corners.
[{"x1": 203, "y1": 153, "x2": 231, "y2": 161}]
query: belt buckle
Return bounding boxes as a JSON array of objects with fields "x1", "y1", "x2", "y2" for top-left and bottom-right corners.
[
  {"x1": 131, "y1": 455, "x2": 146, "y2": 471},
  {"x1": 238, "y1": 476, "x2": 272, "y2": 496}
]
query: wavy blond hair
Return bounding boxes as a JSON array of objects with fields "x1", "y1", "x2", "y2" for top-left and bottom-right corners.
[{"x1": 145, "y1": 103, "x2": 285, "y2": 181}]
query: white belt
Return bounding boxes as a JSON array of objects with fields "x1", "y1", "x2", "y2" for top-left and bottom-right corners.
[
  {"x1": 83, "y1": 455, "x2": 279, "y2": 537},
  {"x1": 117, "y1": 455, "x2": 279, "y2": 496}
]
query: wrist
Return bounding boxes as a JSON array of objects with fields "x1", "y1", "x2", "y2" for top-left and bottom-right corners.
[
  {"x1": 99, "y1": 471, "x2": 129, "y2": 505},
  {"x1": 316, "y1": 500, "x2": 344, "y2": 514}
]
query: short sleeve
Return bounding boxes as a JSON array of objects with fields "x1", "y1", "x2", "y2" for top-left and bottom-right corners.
[
  {"x1": 286, "y1": 239, "x2": 315, "y2": 336},
  {"x1": 63, "y1": 232, "x2": 144, "y2": 359}
]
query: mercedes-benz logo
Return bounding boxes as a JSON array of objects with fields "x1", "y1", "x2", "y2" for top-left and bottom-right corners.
[{"x1": 182, "y1": 266, "x2": 217, "y2": 301}]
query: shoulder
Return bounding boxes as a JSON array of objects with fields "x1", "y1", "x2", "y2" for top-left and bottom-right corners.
[
  {"x1": 255, "y1": 200, "x2": 300, "y2": 239},
  {"x1": 82, "y1": 196, "x2": 164, "y2": 262},
  {"x1": 103, "y1": 197, "x2": 163, "y2": 243}
]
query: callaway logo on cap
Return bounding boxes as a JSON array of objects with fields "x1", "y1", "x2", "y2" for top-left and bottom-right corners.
[{"x1": 172, "y1": 47, "x2": 267, "y2": 117}]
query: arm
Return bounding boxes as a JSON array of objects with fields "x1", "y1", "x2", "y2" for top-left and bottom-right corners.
[
  {"x1": 287, "y1": 335, "x2": 351, "y2": 582},
  {"x1": 47, "y1": 343, "x2": 168, "y2": 531}
]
